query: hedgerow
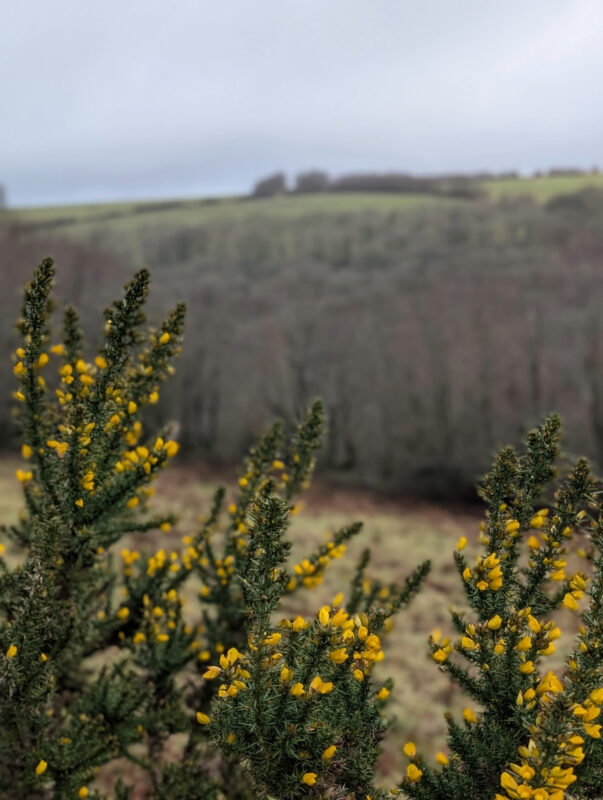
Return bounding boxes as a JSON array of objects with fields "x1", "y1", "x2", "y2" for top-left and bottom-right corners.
[{"x1": 0, "y1": 259, "x2": 601, "y2": 799}]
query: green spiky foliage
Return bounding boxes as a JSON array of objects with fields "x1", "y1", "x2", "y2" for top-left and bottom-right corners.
[
  {"x1": 118, "y1": 400, "x2": 430, "y2": 799},
  {"x1": 398, "y1": 417, "x2": 602, "y2": 800},
  {"x1": 117, "y1": 399, "x2": 374, "y2": 712},
  {"x1": 206, "y1": 494, "x2": 430, "y2": 800},
  {"x1": 191, "y1": 398, "x2": 354, "y2": 655},
  {"x1": 0, "y1": 260, "x2": 431, "y2": 799},
  {"x1": 517, "y1": 513, "x2": 603, "y2": 800},
  {"x1": 4, "y1": 261, "x2": 599, "y2": 800},
  {"x1": 0, "y1": 259, "x2": 214, "y2": 799}
]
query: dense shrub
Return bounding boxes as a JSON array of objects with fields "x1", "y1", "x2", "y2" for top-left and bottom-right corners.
[
  {"x1": 400, "y1": 416, "x2": 602, "y2": 800},
  {"x1": 0, "y1": 260, "x2": 601, "y2": 799}
]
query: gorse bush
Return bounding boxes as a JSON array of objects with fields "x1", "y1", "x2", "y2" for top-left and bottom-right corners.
[
  {"x1": 400, "y1": 418, "x2": 602, "y2": 800},
  {"x1": 211, "y1": 495, "x2": 428, "y2": 800},
  {"x1": 2, "y1": 259, "x2": 428, "y2": 799},
  {"x1": 0, "y1": 259, "x2": 601, "y2": 800}
]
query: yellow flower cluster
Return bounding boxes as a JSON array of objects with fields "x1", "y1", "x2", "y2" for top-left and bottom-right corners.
[
  {"x1": 145, "y1": 537, "x2": 201, "y2": 579},
  {"x1": 81, "y1": 471, "x2": 95, "y2": 492},
  {"x1": 454, "y1": 606, "x2": 562, "y2": 678},
  {"x1": 54, "y1": 357, "x2": 101, "y2": 398},
  {"x1": 206, "y1": 600, "x2": 388, "y2": 725},
  {"x1": 114, "y1": 438, "x2": 179, "y2": 480},
  {"x1": 571, "y1": 689, "x2": 603, "y2": 739},
  {"x1": 12, "y1": 342, "x2": 116, "y2": 407},
  {"x1": 203, "y1": 647, "x2": 249, "y2": 700},
  {"x1": 464, "y1": 551, "x2": 503, "y2": 592},
  {"x1": 146, "y1": 548, "x2": 173, "y2": 577},
  {"x1": 288, "y1": 541, "x2": 347, "y2": 591},
  {"x1": 562, "y1": 574, "x2": 587, "y2": 612},
  {"x1": 308, "y1": 603, "x2": 384, "y2": 679},
  {"x1": 308, "y1": 675, "x2": 334, "y2": 695},
  {"x1": 403, "y1": 741, "x2": 423, "y2": 783},
  {"x1": 431, "y1": 628, "x2": 453, "y2": 664},
  {"x1": 47, "y1": 439, "x2": 68, "y2": 457},
  {"x1": 127, "y1": 588, "x2": 187, "y2": 645},
  {"x1": 496, "y1": 686, "x2": 603, "y2": 800},
  {"x1": 498, "y1": 507, "x2": 579, "y2": 586},
  {"x1": 211, "y1": 554, "x2": 236, "y2": 586},
  {"x1": 16, "y1": 469, "x2": 33, "y2": 483},
  {"x1": 120, "y1": 548, "x2": 141, "y2": 577}
]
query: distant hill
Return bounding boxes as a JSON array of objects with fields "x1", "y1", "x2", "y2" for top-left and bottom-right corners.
[
  {"x1": 3, "y1": 176, "x2": 603, "y2": 497},
  {"x1": 7, "y1": 171, "x2": 603, "y2": 242}
]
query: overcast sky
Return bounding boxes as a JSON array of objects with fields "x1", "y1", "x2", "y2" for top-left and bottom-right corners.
[{"x1": 2, "y1": 0, "x2": 603, "y2": 207}]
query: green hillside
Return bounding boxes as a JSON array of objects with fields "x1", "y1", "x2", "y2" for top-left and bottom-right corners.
[
  {"x1": 482, "y1": 172, "x2": 603, "y2": 201},
  {"x1": 8, "y1": 192, "x2": 451, "y2": 240},
  {"x1": 8, "y1": 173, "x2": 603, "y2": 243}
]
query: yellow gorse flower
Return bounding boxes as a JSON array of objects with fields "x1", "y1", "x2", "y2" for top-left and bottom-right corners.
[
  {"x1": 322, "y1": 745, "x2": 337, "y2": 760},
  {"x1": 403, "y1": 741, "x2": 416, "y2": 758},
  {"x1": 310, "y1": 675, "x2": 333, "y2": 694}
]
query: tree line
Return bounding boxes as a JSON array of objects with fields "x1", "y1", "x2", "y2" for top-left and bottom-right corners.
[
  {"x1": 251, "y1": 167, "x2": 600, "y2": 199},
  {"x1": 252, "y1": 170, "x2": 490, "y2": 199}
]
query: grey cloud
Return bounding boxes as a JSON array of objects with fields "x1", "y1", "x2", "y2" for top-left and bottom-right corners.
[{"x1": 2, "y1": 0, "x2": 602, "y2": 206}]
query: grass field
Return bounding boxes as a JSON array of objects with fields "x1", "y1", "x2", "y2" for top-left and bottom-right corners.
[
  {"x1": 0, "y1": 455, "x2": 585, "y2": 788},
  {"x1": 482, "y1": 172, "x2": 603, "y2": 202},
  {"x1": 5, "y1": 193, "x2": 455, "y2": 251},
  {"x1": 10, "y1": 192, "x2": 450, "y2": 223}
]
